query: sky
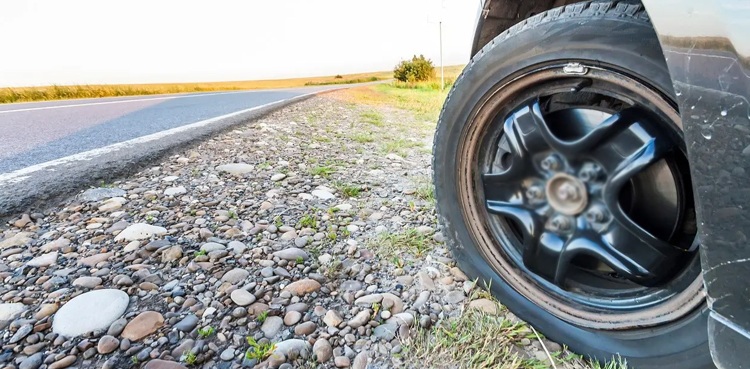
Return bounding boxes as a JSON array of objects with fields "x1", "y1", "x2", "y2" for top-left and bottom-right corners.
[{"x1": 0, "y1": 0, "x2": 480, "y2": 87}]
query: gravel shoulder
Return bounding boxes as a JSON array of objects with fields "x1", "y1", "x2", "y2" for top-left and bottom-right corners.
[{"x1": 0, "y1": 91, "x2": 593, "y2": 369}]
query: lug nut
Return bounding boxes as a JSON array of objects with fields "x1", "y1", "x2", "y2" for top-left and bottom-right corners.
[
  {"x1": 550, "y1": 215, "x2": 572, "y2": 232},
  {"x1": 541, "y1": 154, "x2": 561, "y2": 171},
  {"x1": 579, "y1": 163, "x2": 602, "y2": 182},
  {"x1": 585, "y1": 205, "x2": 608, "y2": 223},
  {"x1": 526, "y1": 186, "x2": 544, "y2": 200}
]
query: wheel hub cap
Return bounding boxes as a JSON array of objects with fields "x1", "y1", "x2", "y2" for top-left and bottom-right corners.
[{"x1": 546, "y1": 173, "x2": 588, "y2": 215}]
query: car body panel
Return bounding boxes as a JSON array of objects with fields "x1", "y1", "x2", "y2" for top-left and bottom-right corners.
[
  {"x1": 470, "y1": 0, "x2": 750, "y2": 367},
  {"x1": 642, "y1": 1, "x2": 750, "y2": 367}
]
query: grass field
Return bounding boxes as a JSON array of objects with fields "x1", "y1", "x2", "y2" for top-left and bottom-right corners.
[
  {"x1": 0, "y1": 70, "x2": 393, "y2": 104},
  {"x1": 332, "y1": 65, "x2": 465, "y2": 122}
]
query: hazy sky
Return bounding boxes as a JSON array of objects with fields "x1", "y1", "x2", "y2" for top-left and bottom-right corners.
[{"x1": 0, "y1": 0, "x2": 479, "y2": 87}]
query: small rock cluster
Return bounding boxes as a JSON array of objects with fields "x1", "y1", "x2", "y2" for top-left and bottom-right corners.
[{"x1": 0, "y1": 96, "x2": 563, "y2": 368}]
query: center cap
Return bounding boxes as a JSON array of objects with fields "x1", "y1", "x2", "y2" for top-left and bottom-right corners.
[{"x1": 545, "y1": 173, "x2": 588, "y2": 215}]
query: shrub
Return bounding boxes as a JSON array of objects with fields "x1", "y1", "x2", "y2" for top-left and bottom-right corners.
[{"x1": 393, "y1": 55, "x2": 435, "y2": 82}]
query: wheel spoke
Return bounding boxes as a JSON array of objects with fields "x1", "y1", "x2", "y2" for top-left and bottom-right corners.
[
  {"x1": 525, "y1": 102, "x2": 641, "y2": 156},
  {"x1": 483, "y1": 104, "x2": 549, "y2": 183},
  {"x1": 601, "y1": 129, "x2": 678, "y2": 255},
  {"x1": 486, "y1": 200, "x2": 543, "y2": 242}
]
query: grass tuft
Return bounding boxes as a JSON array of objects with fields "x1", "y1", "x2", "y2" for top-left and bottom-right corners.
[
  {"x1": 372, "y1": 229, "x2": 433, "y2": 259},
  {"x1": 245, "y1": 337, "x2": 276, "y2": 361},
  {"x1": 403, "y1": 309, "x2": 548, "y2": 369},
  {"x1": 361, "y1": 111, "x2": 385, "y2": 127}
]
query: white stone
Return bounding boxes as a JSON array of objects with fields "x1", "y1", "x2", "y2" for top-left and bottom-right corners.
[
  {"x1": 312, "y1": 190, "x2": 335, "y2": 200},
  {"x1": 0, "y1": 303, "x2": 27, "y2": 322},
  {"x1": 52, "y1": 289, "x2": 129, "y2": 337},
  {"x1": 27, "y1": 252, "x2": 58, "y2": 267},
  {"x1": 271, "y1": 173, "x2": 286, "y2": 181},
  {"x1": 230, "y1": 289, "x2": 256, "y2": 306},
  {"x1": 216, "y1": 163, "x2": 255, "y2": 175},
  {"x1": 298, "y1": 193, "x2": 314, "y2": 200},
  {"x1": 114, "y1": 224, "x2": 167, "y2": 241},
  {"x1": 335, "y1": 204, "x2": 353, "y2": 211},
  {"x1": 162, "y1": 176, "x2": 179, "y2": 182},
  {"x1": 164, "y1": 186, "x2": 187, "y2": 196}
]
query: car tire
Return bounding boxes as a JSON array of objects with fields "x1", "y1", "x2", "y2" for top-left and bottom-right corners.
[{"x1": 433, "y1": 2, "x2": 714, "y2": 369}]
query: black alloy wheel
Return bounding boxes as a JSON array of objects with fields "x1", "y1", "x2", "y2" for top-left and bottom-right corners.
[{"x1": 432, "y1": 2, "x2": 714, "y2": 368}]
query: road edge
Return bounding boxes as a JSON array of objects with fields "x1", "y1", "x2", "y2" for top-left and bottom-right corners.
[{"x1": 0, "y1": 89, "x2": 333, "y2": 219}]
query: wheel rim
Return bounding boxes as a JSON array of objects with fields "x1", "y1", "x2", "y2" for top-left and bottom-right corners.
[{"x1": 457, "y1": 63, "x2": 705, "y2": 329}]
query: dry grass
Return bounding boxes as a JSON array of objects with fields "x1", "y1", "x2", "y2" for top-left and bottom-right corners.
[
  {"x1": 332, "y1": 65, "x2": 465, "y2": 122},
  {"x1": 0, "y1": 70, "x2": 393, "y2": 104}
]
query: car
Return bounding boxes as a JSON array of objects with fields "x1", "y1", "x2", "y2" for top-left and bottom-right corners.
[{"x1": 432, "y1": 1, "x2": 750, "y2": 368}]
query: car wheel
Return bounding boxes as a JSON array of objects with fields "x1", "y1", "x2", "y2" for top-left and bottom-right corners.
[{"x1": 433, "y1": 2, "x2": 714, "y2": 368}]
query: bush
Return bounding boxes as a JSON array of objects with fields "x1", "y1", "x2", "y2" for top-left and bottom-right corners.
[{"x1": 393, "y1": 55, "x2": 435, "y2": 82}]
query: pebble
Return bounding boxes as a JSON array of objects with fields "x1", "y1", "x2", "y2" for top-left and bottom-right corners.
[
  {"x1": 114, "y1": 223, "x2": 168, "y2": 241},
  {"x1": 97, "y1": 335, "x2": 120, "y2": 354},
  {"x1": 284, "y1": 310, "x2": 302, "y2": 325},
  {"x1": 283, "y1": 278, "x2": 321, "y2": 296},
  {"x1": 313, "y1": 338, "x2": 333, "y2": 362},
  {"x1": 261, "y1": 316, "x2": 284, "y2": 338},
  {"x1": 324, "y1": 310, "x2": 343, "y2": 327},
  {"x1": 52, "y1": 289, "x2": 129, "y2": 337},
  {"x1": 230, "y1": 289, "x2": 256, "y2": 306},
  {"x1": 121, "y1": 311, "x2": 165, "y2": 341},
  {"x1": 334, "y1": 356, "x2": 351, "y2": 367}
]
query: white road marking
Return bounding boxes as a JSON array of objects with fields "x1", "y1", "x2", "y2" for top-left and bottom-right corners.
[
  {"x1": 0, "y1": 90, "x2": 320, "y2": 184},
  {"x1": 0, "y1": 90, "x2": 258, "y2": 114}
]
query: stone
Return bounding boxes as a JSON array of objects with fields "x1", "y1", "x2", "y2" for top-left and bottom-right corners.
[
  {"x1": 200, "y1": 242, "x2": 225, "y2": 252},
  {"x1": 48, "y1": 355, "x2": 76, "y2": 369},
  {"x1": 323, "y1": 310, "x2": 343, "y2": 327},
  {"x1": 35, "y1": 303, "x2": 59, "y2": 319},
  {"x1": 443, "y1": 291, "x2": 465, "y2": 304},
  {"x1": 121, "y1": 311, "x2": 165, "y2": 341},
  {"x1": 284, "y1": 311, "x2": 302, "y2": 325},
  {"x1": 53, "y1": 289, "x2": 129, "y2": 337},
  {"x1": 373, "y1": 323, "x2": 397, "y2": 341},
  {"x1": 41, "y1": 238, "x2": 71, "y2": 252},
  {"x1": 468, "y1": 299, "x2": 499, "y2": 315},
  {"x1": 228, "y1": 241, "x2": 247, "y2": 253},
  {"x1": 0, "y1": 232, "x2": 33, "y2": 249},
  {"x1": 0, "y1": 303, "x2": 27, "y2": 322},
  {"x1": 27, "y1": 252, "x2": 58, "y2": 267},
  {"x1": 220, "y1": 347, "x2": 235, "y2": 361},
  {"x1": 107, "y1": 318, "x2": 128, "y2": 336},
  {"x1": 273, "y1": 247, "x2": 309, "y2": 261},
  {"x1": 261, "y1": 316, "x2": 284, "y2": 339},
  {"x1": 334, "y1": 356, "x2": 350, "y2": 367},
  {"x1": 230, "y1": 289, "x2": 256, "y2": 306},
  {"x1": 347, "y1": 310, "x2": 370, "y2": 329},
  {"x1": 143, "y1": 359, "x2": 188, "y2": 369},
  {"x1": 273, "y1": 339, "x2": 311, "y2": 357},
  {"x1": 80, "y1": 187, "x2": 126, "y2": 202},
  {"x1": 216, "y1": 163, "x2": 255, "y2": 175},
  {"x1": 294, "y1": 321, "x2": 316, "y2": 335},
  {"x1": 161, "y1": 245, "x2": 183, "y2": 262},
  {"x1": 79, "y1": 252, "x2": 113, "y2": 266},
  {"x1": 9, "y1": 323, "x2": 32, "y2": 343},
  {"x1": 97, "y1": 335, "x2": 119, "y2": 354},
  {"x1": 72, "y1": 276, "x2": 103, "y2": 288},
  {"x1": 354, "y1": 294, "x2": 383, "y2": 306},
  {"x1": 283, "y1": 278, "x2": 321, "y2": 296},
  {"x1": 222, "y1": 268, "x2": 250, "y2": 284},
  {"x1": 312, "y1": 190, "x2": 336, "y2": 200},
  {"x1": 19, "y1": 352, "x2": 43, "y2": 369},
  {"x1": 114, "y1": 223, "x2": 168, "y2": 241},
  {"x1": 271, "y1": 173, "x2": 287, "y2": 181},
  {"x1": 175, "y1": 314, "x2": 199, "y2": 332},
  {"x1": 164, "y1": 186, "x2": 187, "y2": 196},
  {"x1": 313, "y1": 338, "x2": 333, "y2": 362},
  {"x1": 386, "y1": 313, "x2": 414, "y2": 327},
  {"x1": 352, "y1": 351, "x2": 368, "y2": 369}
]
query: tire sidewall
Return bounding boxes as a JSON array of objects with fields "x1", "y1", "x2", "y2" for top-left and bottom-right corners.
[{"x1": 434, "y1": 14, "x2": 712, "y2": 369}]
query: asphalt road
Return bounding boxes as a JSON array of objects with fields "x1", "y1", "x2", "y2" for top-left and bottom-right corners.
[
  {"x1": 0, "y1": 85, "x2": 342, "y2": 174},
  {"x1": 0, "y1": 84, "x2": 358, "y2": 217}
]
